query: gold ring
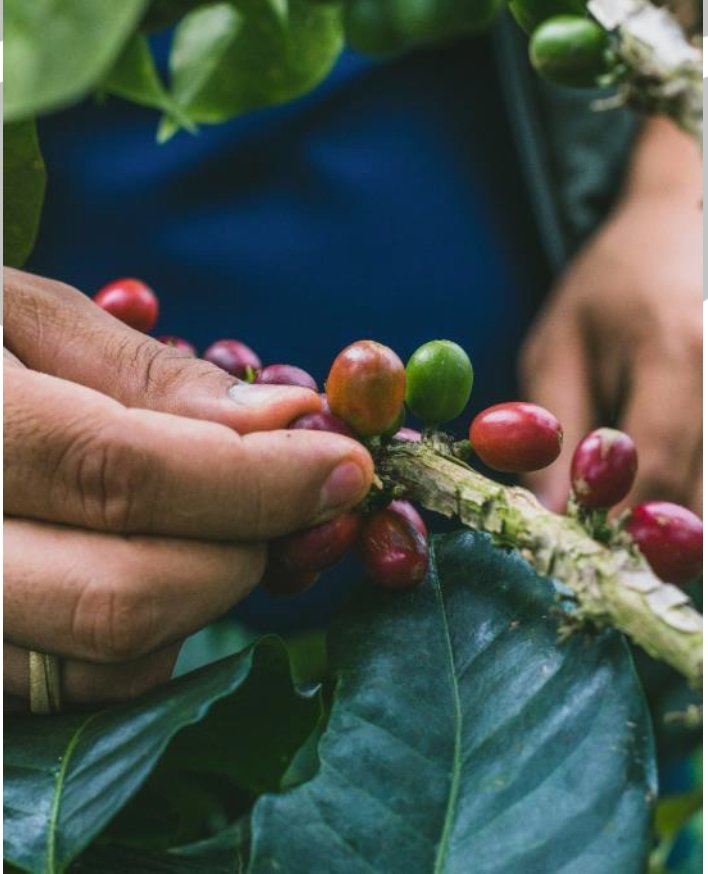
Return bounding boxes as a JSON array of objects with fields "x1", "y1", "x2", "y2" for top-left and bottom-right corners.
[{"x1": 29, "y1": 651, "x2": 62, "y2": 715}]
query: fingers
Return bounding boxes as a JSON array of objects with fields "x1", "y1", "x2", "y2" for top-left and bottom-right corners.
[
  {"x1": 4, "y1": 517, "x2": 265, "y2": 663},
  {"x1": 5, "y1": 367, "x2": 373, "y2": 540},
  {"x1": 620, "y1": 354, "x2": 702, "y2": 512},
  {"x1": 3, "y1": 267, "x2": 321, "y2": 433},
  {"x1": 518, "y1": 308, "x2": 595, "y2": 511},
  {"x1": 4, "y1": 642, "x2": 181, "y2": 705}
]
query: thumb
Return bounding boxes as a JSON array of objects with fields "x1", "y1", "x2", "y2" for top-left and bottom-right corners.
[
  {"x1": 518, "y1": 313, "x2": 595, "y2": 511},
  {"x1": 4, "y1": 268, "x2": 321, "y2": 433}
]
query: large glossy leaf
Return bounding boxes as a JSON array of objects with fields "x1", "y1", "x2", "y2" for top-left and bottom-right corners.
[
  {"x1": 4, "y1": 121, "x2": 46, "y2": 267},
  {"x1": 250, "y1": 531, "x2": 657, "y2": 873},
  {"x1": 158, "y1": 0, "x2": 343, "y2": 138},
  {"x1": 4, "y1": 637, "x2": 319, "y2": 874},
  {"x1": 5, "y1": 0, "x2": 148, "y2": 121}
]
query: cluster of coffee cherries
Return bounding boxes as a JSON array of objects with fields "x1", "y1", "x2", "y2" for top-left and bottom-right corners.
[{"x1": 94, "y1": 277, "x2": 702, "y2": 594}]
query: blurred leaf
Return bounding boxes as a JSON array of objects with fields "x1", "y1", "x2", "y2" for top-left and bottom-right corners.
[
  {"x1": 4, "y1": 638, "x2": 319, "y2": 873},
  {"x1": 250, "y1": 531, "x2": 657, "y2": 874},
  {"x1": 102, "y1": 34, "x2": 196, "y2": 133},
  {"x1": 5, "y1": 0, "x2": 149, "y2": 121},
  {"x1": 158, "y1": 0, "x2": 343, "y2": 139},
  {"x1": 4, "y1": 120, "x2": 46, "y2": 267}
]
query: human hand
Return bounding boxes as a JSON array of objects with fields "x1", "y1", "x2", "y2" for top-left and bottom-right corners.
[
  {"x1": 4, "y1": 268, "x2": 373, "y2": 708},
  {"x1": 519, "y1": 121, "x2": 702, "y2": 514}
]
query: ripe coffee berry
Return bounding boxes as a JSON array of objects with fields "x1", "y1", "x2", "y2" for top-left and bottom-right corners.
[
  {"x1": 261, "y1": 567, "x2": 320, "y2": 598},
  {"x1": 571, "y1": 428, "x2": 638, "y2": 509},
  {"x1": 469, "y1": 402, "x2": 563, "y2": 473},
  {"x1": 326, "y1": 340, "x2": 406, "y2": 437},
  {"x1": 93, "y1": 278, "x2": 159, "y2": 332},
  {"x1": 625, "y1": 502, "x2": 702, "y2": 586},
  {"x1": 256, "y1": 364, "x2": 318, "y2": 391},
  {"x1": 289, "y1": 411, "x2": 356, "y2": 438},
  {"x1": 156, "y1": 336, "x2": 196, "y2": 356},
  {"x1": 359, "y1": 509, "x2": 429, "y2": 591},
  {"x1": 270, "y1": 512, "x2": 362, "y2": 574},
  {"x1": 203, "y1": 339, "x2": 261, "y2": 379},
  {"x1": 405, "y1": 340, "x2": 474, "y2": 426},
  {"x1": 388, "y1": 500, "x2": 427, "y2": 539}
]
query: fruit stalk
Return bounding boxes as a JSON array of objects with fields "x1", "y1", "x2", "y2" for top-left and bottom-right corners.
[
  {"x1": 382, "y1": 441, "x2": 703, "y2": 688},
  {"x1": 588, "y1": 0, "x2": 702, "y2": 146}
]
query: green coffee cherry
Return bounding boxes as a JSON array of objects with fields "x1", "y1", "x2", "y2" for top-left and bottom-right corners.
[
  {"x1": 529, "y1": 16, "x2": 610, "y2": 88},
  {"x1": 508, "y1": 0, "x2": 586, "y2": 35},
  {"x1": 405, "y1": 340, "x2": 474, "y2": 426}
]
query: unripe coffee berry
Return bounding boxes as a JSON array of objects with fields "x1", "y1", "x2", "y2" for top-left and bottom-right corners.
[
  {"x1": 405, "y1": 340, "x2": 474, "y2": 425},
  {"x1": 156, "y1": 336, "x2": 196, "y2": 356},
  {"x1": 326, "y1": 340, "x2": 406, "y2": 437},
  {"x1": 571, "y1": 428, "x2": 637, "y2": 509},
  {"x1": 256, "y1": 364, "x2": 318, "y2": 392},
  {"x1": 359, "y1": 509, "x2": 429, "y2": 591},
  {"x1": 289, "y1": 411, "x2": 357, "y2": 438},
  {"x1": 270, "y1": 512, "x2": 362, "y2": 574},
  {"x1": 94, "y1": 278, "x2": 159, "y2": 332},
  {"x1": 625, "y1": 501, "x2": 702, "y2": 586},
  {"x1": 203, "y1": 339, "x2": 262, "y2": 379},
  {"x1": 469, "y1": 402, "x2": 563, "y2": 472}
]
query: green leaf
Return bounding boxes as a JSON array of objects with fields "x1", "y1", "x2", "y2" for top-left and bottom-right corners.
[
  {"x1": 4, "y1": 638, "x2": 319, "y2": 874},
  {"x1": 102, "y1": 34, "x2": 196, "y2": 133},
  {"x1": 3, "y1": 121, "x2": 46, "y2": 267},
  {"x1": 159, "y1": 0, "x2": 343, "y2": 139},
  {"x1": 5, "y1": 0, "x2": 149, "y2": 122},
  {"x1": 250, "y1": 531, "x2": 657, "y2": 873}
]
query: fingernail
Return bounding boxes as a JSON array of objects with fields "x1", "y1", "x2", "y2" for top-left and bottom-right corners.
[
  {"x1": 228, "y1": 382, "x2": 301, "y2": 409},
  {"x1": 319, "y1": 460, "x2": 368, "y2": 515}
]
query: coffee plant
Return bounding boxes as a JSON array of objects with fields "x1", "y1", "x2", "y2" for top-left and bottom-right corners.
[{"x1": 3, "y1": 1, "x2": 703, "y2": 872}]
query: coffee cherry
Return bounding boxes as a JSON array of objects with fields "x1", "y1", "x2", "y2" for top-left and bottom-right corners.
[
  {"x1": 256, "y1": 364, "x2": 318, "y2": 391},
  {"x1": 469, "y1": 402, "x2": 562, "y2": 473},
  {"x1": 529, "y1": 16, "x2": 610, "y2": 88},
  {"x1": 203, "y1": 339, "x2": 262, "y2": 379},
  {"x1": 289, "y1": 411, "x2": 357, "y2": 438},
  {"x1": 326, "y1": 340, "x2": 406, "y2": 437},
  {"x1": 571, "y1": 428, "x2": 638, "y2": 509},
  {"x1": 388, "y1": 500, "x2": 427, "y2": 539},
  {"x1": 261, "y1": 567, "x2": 320, "y2": 598},
  {"x1": 625, "y1": 502, "x2": 702, "y2": 586},
  {"x1": 394, "y1": 427, "x2": 422, "y2": 443},
  {"x1": 156, "y1": 336, "x2": 197, "y2": 356},
  {"x1": 405, "y1": 340, "x2": 474, "y2": 426},
  {"x1": 270, "y1": 512, "x2": 362, "y2": 574},
  {"x1": 359, "y1": 509, "x2": 429, "y2": 591},
  {"x1": 93, "y1": 278, "x2": 159, "y2": 332}
]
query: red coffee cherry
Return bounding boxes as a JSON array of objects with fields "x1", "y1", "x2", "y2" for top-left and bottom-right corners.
[
  {"x1": 203, "y1": 339, "x2": 261, "y2": 378},
  {"x1": 469, "y1": 402, "x2": 563, "y2": 472},
  {"x1": 261, "y1": 568, "x2": 320, "y2": 598},
  {"x1": 359, "y1": 509, "x2": 429, "y2": 591},
  {"x1": 388, "y1": 500, "x2": 427, "y2": 539},
  {"x1": 256, "y1": 364, "x2": 318, "y2": 391},
  {"x1": 571, "y1": 428, "x2": 638, "y2": 509},
  {"x1": 156, "y1": 336, "x2": 196, "y2": 356},
  {"x1": 326, "y1": 340, "x2": 406, "y2": 438},
  {"x1": 270, "y1": 512, "x2": 362, "y2": 574},
  {"x1": 289, "y1": 411, "x2": 357, "y2": 438},
  {"x1": 625, "y1": 501, "x2": 702, "y2": 586},
  {"x1": 93, "y1": 278, "x2": 159, "y2": 332}
]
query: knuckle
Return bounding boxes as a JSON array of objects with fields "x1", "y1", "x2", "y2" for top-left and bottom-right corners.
[
  {"x1": 73, "y1": 577, "x2": 158, "y2": 664},
  {"x1": 61, "y1": 418, "x2": 153, "y2": 533},
  {"x1": 130, "y1": 337, "x2": 223, "y2": 407}
]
